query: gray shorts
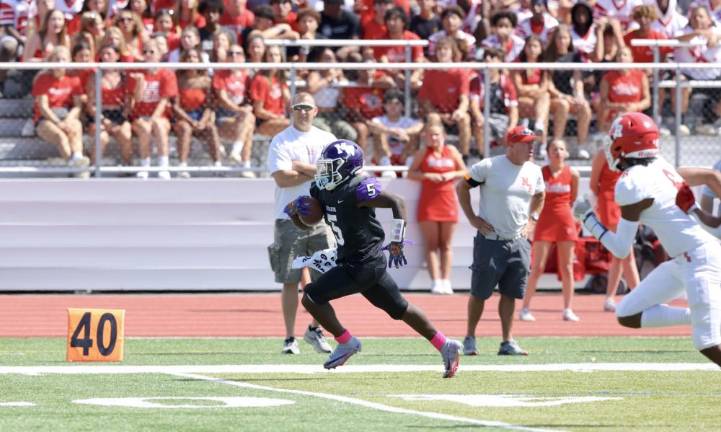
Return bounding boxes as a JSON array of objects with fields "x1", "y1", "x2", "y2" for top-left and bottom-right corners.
[
  {"x1": 268, "y1": 219, "x2": 334, "y2": 284},
  {"x1": 470, "y1": 233, "x2": 531, "y2": 300}
]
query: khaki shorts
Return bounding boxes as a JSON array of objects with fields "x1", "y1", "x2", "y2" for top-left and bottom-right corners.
[{"x1": 268, "y1": 219, "x2": 335, "y2": 284}]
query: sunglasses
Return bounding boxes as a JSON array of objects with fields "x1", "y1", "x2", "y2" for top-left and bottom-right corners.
[
  {"x1": 230, "y1": 50, "x2": 244, "y2": 55},
  {"x1": 143, "y1": 49, "x2": 156, "y2": 54},
  {"x1": 292, "y1": 105, "x2": 314, "y2": 112}
]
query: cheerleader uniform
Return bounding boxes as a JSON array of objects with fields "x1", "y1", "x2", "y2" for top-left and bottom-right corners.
[
  {"x1": 417, "y1": 145, "x2": 459, "y2": 223},
  {"x1": 534, "y1": 165, "x2": 578, "y2": 242}
]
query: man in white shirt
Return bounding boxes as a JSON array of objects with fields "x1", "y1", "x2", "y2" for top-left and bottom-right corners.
[
  {"x1": 456, "y1": 126, "x2": 545, "y2": 356},
  {"x1": 581, "y1": 112, "x2": 721, "y2": 366},
  {"x1": 267, "y1": 92, "x2": 337, "y2": 355}
]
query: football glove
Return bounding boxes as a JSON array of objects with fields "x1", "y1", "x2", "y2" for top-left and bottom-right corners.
[
  {"x1": 283, "y1": 196, "x2": 313, "y2": 218},
  {"x1": 675, "y1": 183, "x2": 698, "y2": 214},
  {"x1": 384, "y1": 241, "x2": 408, "y2": 269}
]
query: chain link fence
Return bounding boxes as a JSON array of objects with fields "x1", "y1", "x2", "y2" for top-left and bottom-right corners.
[{"x1": 1, "y1": 60, "x2": 720, "y2": 178}]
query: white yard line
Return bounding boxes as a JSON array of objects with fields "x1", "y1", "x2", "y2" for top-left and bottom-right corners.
[
  {"x1": 0, "y1": 362, "x2": 716, "y2": 375},
  {"x1": 171, "y1": 371, "x2": 559, "y2": 432}
]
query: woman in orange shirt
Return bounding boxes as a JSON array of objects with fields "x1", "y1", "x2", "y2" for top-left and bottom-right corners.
[
  {"x1": 590, "y1": 149, "x2": 640, "y2": 311},
  {"x1": 173, "y1": 47, "x2": 221, "y2": 178},
  {"x1": 520, "y1": 139, "x2": 580, "y2": 321},
  {"x1": 598, "y1": 46, "x2": 651, "y2": 132},
  {"x1": 407, "y1": 121, "x2": 466, "y2": 295},
  {"x1": 249, "y1": 45, "x2": 290, "y2": 136}
]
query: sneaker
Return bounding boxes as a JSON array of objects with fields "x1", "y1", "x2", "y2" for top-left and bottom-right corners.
[
  {"x1": 462, "y1": 336, "x2": 478, "y2": 356},
  {"x1": 576, "y1": 149, "x2": 590, "y2": 160},
  {"x1": 430, "y1": 280, "x2": 445, "y2": 295},
  {"x1": 562, "y1": 308, "x2": 580, "y2": 322},
  {"x1": 136, "y1": 170, "x2": 149, "y2": 180},
  {"x1": 323, "y1": 336, "x2": 361, "y2": 369},
  {"x1": 498, "y1": 340, "x2": 528, "y2": 356},
  {"x1": 659, "y1": 126, "x2": 672, "y2": 137},
  {"x1": 304, "y1": 326, "x2": 332, "y2": 353},
  {"x1": 441, "y1": 279, "x2": 454, "y2": 294},
  {"x1": 178, "y1": 162, "x2": 190, "y2": 179},
  {"x1": 281, "y1": 337, "x2": 300, "y2": 355},
  {"x1": 239, "y1": 161, "x2": 256, "y2": 178},
  {"x1": 441, "y1": 339, "x2": 462, "y2": 378},
  {"x1": 518, "y1": 308, "x2": 535, "y2": 322},
  {"x1": 678, "y1": 124, "x2": 691, "y2": 136},
  {"x1": 158, "y1": 170, "x2": 171, "y2": 180},
  {"x1": 696, "y1": 124, "x2": 715, "y2": 136},
  {"x1": 604, "y1": 298, "x2": 616, "y2": 312}
]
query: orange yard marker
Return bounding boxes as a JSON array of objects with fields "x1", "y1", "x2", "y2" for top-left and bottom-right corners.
[{"x1": 66, "y1": 308, "x2": 125, "y2": 362}]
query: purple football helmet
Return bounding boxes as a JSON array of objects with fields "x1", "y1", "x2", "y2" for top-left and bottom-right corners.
[{"x1": 315, "y1": 140, "x2": 364, "y2": 191}]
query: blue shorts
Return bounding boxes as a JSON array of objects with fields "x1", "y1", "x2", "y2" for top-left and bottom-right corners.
[
  {"x1": 470, "y1": 233, "x2": 531, "y2": 300},
  {"x1": 188, "y1": 109, "x2": 204, "y2": 122}
]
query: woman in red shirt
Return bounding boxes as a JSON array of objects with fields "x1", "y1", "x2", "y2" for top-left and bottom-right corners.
[
  {"x1": 32, "y1": 46, "x2": 88, "y2": 171},
  {"x1": 520, "y1": 139, "x2": 580, "y2": 321},
  {"x1": 23, "y1": 9, "x2": 71, "y2": 62},
  {"x1": 407, "y1": 121, "x2": 466, "y2": 295},
  {"x1": 129, "y1": 39, "x2": 178, "y2": 179},
  {"x1": 173, "y1": 47, "x2": 222, "y2": 178},
  {"x1": 589, "y1": 149, "x2": 640, "y2": 312},
  {"x1": 249, "y1": 45, "x2": 290, "y2": 136},
  {"x1": 86, "y1": 44, "x2": 133, "y2": 166},
  {"x1": 598, "y1": 46, "x2": 651, "y2": 132},
  {"x1": 114, "y1": 11, "x2": 147, "y2": 61},
  {"x1": 213, "y1": 44, "x2": 256, "y2": 177}
]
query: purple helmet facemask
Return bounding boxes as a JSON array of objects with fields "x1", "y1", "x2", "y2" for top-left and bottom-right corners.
[{"x1": 315, "y1": 140, "x2": 364, "y2": 191}]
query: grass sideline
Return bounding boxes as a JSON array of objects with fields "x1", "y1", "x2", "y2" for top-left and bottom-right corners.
[{"x1": 1, "y1": 337, "x2": 719, "y2": 431}]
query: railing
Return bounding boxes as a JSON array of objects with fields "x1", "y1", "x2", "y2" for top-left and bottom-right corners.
[{"x1": 5, "y1": 60, "x2": 721, "y2": 177}]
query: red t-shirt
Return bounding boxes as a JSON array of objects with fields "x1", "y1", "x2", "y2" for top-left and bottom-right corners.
[
  {"x1": 68, "y1": 69, "x2": 95, "y2": 95},
  {"x1": 178, "y1": 86, "x2": 208, "y2": 111},
  {"x1": 32, "y1": 73, "x2": 83, "y2": 122},
  {"x1": 372, "y1": 30, "x2": 423, "y2": 62},
  {"x1": 219, "y1": 9, "x2": 254, "y2": 36},
  {"x1": 249, "y1": 74, "x2": 287, "y2": 116},
  {"x1": 341, "y1": 86, "x2": 385, "y2": 119},
  {"x1": 604, "y1": 69, "x2": 645, "y2": 104},
  {"x1": 128, "y1": 69, "x2": 178, "y2": 118},
  {"x1": 100, "y1": 75, "x2": 130, "y2": 107},
  {"x1": 213, "y1": 69, "x2": 249, "y2": 106},
  {"x1": 624, "y1": 30, "x2": 672, "y2": 63},
  {"x1": 418, "y1": 69, "x2": 470, "y2": 114},
  {"x1": 151, "y1": 0, "x2": 176, "y2": 14},
  {"x1": 362, "y1": 18, "x2": 386, "y2": 40}
]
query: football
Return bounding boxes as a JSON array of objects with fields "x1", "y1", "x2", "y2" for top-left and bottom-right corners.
[{"x1": 299, "y1": 196, "x2": 324, "y2": 226}]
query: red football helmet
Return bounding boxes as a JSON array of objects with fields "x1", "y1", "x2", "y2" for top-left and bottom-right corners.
[{"x1": 606, "y1": 112, "x2": 660, "y2": 171}]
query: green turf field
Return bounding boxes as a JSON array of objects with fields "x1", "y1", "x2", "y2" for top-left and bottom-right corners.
[{"x1": 1, "y1": 337, "x2": 719, "y2": 431}]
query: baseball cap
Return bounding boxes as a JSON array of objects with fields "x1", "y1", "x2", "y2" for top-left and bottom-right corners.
[{"x1": 505, "y1": 126, "x2": 536, "y2": 144}]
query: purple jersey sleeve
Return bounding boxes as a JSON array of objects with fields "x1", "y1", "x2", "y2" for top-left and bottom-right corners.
[{"x1": 355, "y1": 177, "x2": 382, "y2": 203}]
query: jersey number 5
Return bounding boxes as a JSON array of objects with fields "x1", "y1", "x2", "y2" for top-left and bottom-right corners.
[{"x1": 326, "y1": 212, "x2": 345, "y2": 246}]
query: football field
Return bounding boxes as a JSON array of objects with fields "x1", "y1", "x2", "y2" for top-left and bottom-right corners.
[{"x1": 1, "y1": 337, "x2": 720, "y2": 431}]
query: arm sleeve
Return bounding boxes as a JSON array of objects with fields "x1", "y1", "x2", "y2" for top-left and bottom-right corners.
[{"x1": 599, "y1": 218, "x2": 639, "y2": 259}]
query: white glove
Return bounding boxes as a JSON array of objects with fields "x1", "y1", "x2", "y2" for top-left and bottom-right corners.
[
  {"x1": 582, "y1": 209, "x2": 608, "y2": 240},
  {"x1": 291, "y1": 248, "x2": 337, "y2": 274}
]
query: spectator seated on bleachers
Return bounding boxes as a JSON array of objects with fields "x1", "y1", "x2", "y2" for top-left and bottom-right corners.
[
  {"x1": 410, "y1": 0, "x2": 441, "y2": 51},
  {"x1": 249, "y1": 44, "x2": 290, "y2": 137},
  {"x1": 128, "y1": 39, "x2": 178, "y2": 179},
  {"x1": 198, "y1": 0, "x2": 226, "y2": 53},
  {"x1": 318, "y1": 0, "x2": 361, "y2": 60},
  {"x1": 168, "y1": 26, "x2": 211, "y2": 63},
  {"x1": 212, "y1": 43, "x2": 256, "y2": 177},
  {"x1": 429, "y1": 6, "x2": 476, "y2": 60},
  {"x1": 305, "y1": 48, "x2": 358, "y2": 141},
  {"x1": 479, "y1": 9, "x2": 524, "y2": 62},
  {"x1": 371, "y1": 7, "x2": 425, "y2": 91},
  {"x1": 569, "y1": 2, "x2": 597, "y2": 62},
  {"x1": 85, "y1": 43, "x2": 134, "y2": 167},
  {"x1": 32, "y1": 46, "x2": 89, "y2": 174},
  {"x1": 239, "y1": 4, "x2": 298, "y2": 46},
  {"x1": 598, "y1": 46, "x2": 651, "y2": 133},
  {"x1": 418, "y1": 37, "x2": 471, "y2": 161},
  {"x1": 287, "y1": 8, "x2": 324, "y2": 62},
  {"x1": 516, "y1": 0, "x2": 559, "y2": 45},
  {"x1": 648, "y1": 0, "x2": 687, "y2": 39},
  {"x1": 624, "y1": 5, "x2": 673, "y2": 64},
  {"x1": 128, "y1": 0, "x2": 155, "y2": 33},
  {"x1": 675, "y1": 4, "x2": 721, "y2": 136},
  {"x1": 340, "y1": 51, "x2": 394, "y2": 152},
  {"x1": 468, "y1": 47, "x2": 518, "y2": 158},
  {"x1": 367, "y1": 88, "x2": 423, "y2": 176},
  {"x1": 173, "y1": 47, "x2": 222, "y2": 178},
  {"x1": 113, "y1": 11, "x2": 147, "y2": 62},
  {"x1": 154, "y1": 9, "x2": 181, "y2": 53},
  {"x1": 219, "y1": 0, "x2": 255, "y2": 38},
  {"x1": 101, "y1": 26, "x2": 136, "y2": 62},
  {"x1": 24, "y1": 9, "x2": 71, "y2": 62},
  {"x1": 544, "y1": 25, "x2": 592, "y2": 158}
]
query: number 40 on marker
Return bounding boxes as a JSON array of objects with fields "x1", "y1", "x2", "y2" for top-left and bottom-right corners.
[{"x1": 66, "y1": 308, "x2": 125, "y2": 362}]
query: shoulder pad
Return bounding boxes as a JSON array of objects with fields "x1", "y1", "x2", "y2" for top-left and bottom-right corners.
[
  {"x1": 615, "y1": 170, "x2": 649, "y2": 206},
  {"x1": 355, "y1": 177, "x2": 382, "y2": 203}
]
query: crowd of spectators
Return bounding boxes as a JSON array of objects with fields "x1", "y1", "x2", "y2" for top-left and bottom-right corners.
[{"x1": 0, "y1": 0, "x2": 718, "y2": 174}]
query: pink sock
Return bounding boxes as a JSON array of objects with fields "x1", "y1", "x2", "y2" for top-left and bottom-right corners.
[
  {"x1": 430, "y1": 332, "x2": 447, "y2": 352},
  {"x1": 335, "y1": 329, "x2": 352, "y2": 344}
]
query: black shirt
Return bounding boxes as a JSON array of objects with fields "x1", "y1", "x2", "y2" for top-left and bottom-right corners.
[
  {"x1": 311, "y1": 175, "x2": 385, "y2": 265},
  {"x1": 319, "y1": 10, "x2": 361, "y2": 40}
]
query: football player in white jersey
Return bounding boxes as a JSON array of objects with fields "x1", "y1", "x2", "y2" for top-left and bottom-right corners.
[{"x1": 581, "y1": 112, "x2": 721, "y2": 366}]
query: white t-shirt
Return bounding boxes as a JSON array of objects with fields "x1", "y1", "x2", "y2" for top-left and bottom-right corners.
[
  {"x1": 516, "y1": 14, "x2": 559, "y2": 44},
  {"x1": 468, "y1": 155, "x2": 545, "y2": 238},
  {"x1": 616, "y1": 157, "x2": 716, "y2": 257},
  {"x1": 370, "y1": 115, "x2": 421, "y2": 157},
  {"x1": 674, "y1": 26, "x2": 721, "y2": 80},
  {"x1": 267, "y1": 125, "x2": 337, "y2": 220}
]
